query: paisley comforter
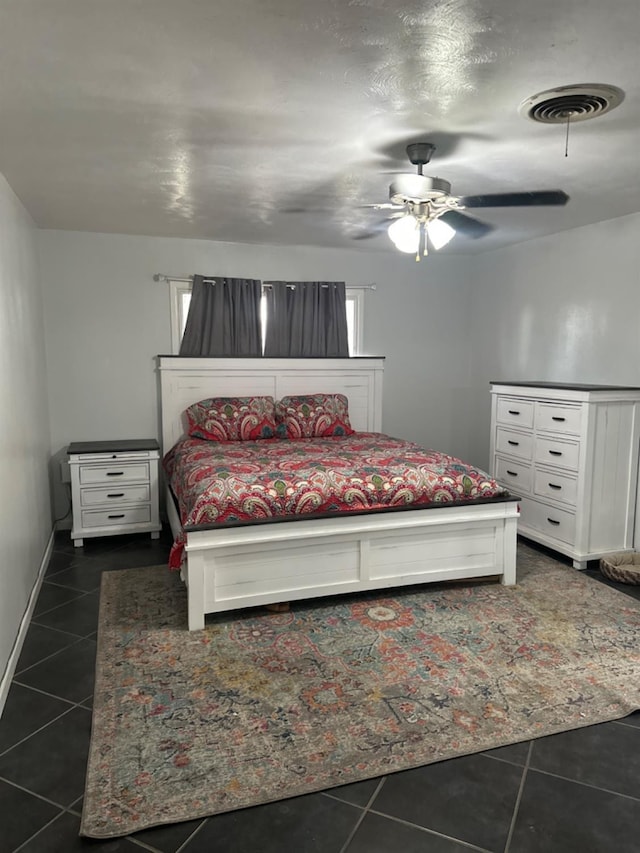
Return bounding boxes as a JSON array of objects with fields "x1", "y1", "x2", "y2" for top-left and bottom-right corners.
[{"x1": 163, "y1": 433, "x2": 507, "y2": 569}]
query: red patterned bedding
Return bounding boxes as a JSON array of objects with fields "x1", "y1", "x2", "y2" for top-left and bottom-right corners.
[{"x1": 163, "y1": 433, "x2": 508, "y2": 569}]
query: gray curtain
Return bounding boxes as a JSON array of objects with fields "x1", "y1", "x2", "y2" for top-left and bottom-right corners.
[
  {"x1": 263, "y1": 281, "x2": 349, "y2": 357},
  {"x1": 179, "y1": 275, "x2": 262, "y2": 356}
]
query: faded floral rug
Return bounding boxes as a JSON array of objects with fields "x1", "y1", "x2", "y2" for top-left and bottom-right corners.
[{"x1": 82, "y1": 545, "x2": 640, "y2": 838}]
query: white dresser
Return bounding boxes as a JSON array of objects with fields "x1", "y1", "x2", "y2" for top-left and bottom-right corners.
[
  {"x1": 490, "y1": 382, "x2": 640, "y2": 569},
  {"x1": 68, "y1": 439, "x2": 162, "y2": 547}
]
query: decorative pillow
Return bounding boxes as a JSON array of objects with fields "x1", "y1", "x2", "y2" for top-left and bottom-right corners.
[
  {"x1": 185, "y1": 396, "x2": 281, "y2": 441},
  {"x1": 276, "y1": 394, "x2": 355, "y2": 439}
]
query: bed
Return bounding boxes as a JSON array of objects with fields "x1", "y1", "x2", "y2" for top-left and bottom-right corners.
[{"x1": 159, "y1": 357, "x2": 519, "y2": 630}]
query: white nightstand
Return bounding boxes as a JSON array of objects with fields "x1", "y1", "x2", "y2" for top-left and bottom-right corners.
[{"x1": 68, "y1": 439, "x2": 162, "y2": 547}]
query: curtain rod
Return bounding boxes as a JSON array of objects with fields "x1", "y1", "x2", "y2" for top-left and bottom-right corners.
[{"x1": 153, "y1": 274, "x2": 376, "y2": 291}]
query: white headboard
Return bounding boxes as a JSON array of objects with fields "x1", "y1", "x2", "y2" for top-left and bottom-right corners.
[{"x1": 158, "y1": 357, "x2": 385, "y2": 452}]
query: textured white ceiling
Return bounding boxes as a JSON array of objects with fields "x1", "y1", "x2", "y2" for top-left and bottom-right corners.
[{"x1": 1, "y1": 0, "x2": 639, "y2": 254}]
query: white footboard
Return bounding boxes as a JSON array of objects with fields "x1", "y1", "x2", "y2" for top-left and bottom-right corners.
[{"x1": 174, "y1": 499, "x2": 519, "y2": 630}]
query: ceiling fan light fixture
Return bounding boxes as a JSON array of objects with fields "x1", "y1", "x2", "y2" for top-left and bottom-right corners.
[
  {"x1": 389, "y1": 175, "x2": 451, "y2": 205},
  {"x1": 388, "y1": 214, "x2": 420, "y2": 253},
  {"x1": 388, "y1": 214, "x2": 456, "y2": 255},
  {"x1": 427, "y1": 217, "x2": 456, "y2": 250}
]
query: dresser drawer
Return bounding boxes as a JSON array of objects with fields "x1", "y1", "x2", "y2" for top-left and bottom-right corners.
[
  {"x1": 535, "y1": 403, "x2": 583, "y2": 435},
  {"x1": 533, "y1": 469, "x2": 578, "y2": 506},
  {"x1": 495, "y1": 456, "x2": 532, "y2": 494},
  {"x1": 80, "y1": 484, "x2": 150, "y2": 507},
  {"x1": 534, "y1": 436, "x2": 580, "y2": 470},
  {"x1": 519, "y1": 497, "x2": 576, "y2": 545},
  {"x1": 495, "y1": 428, "x2": 533, "y2": 461},
  {"x1": 496, "y1": 397, "x2": 534, "y2": 429},
  {"x1": 79, "y1": 463, "x2": 150, "y2": 485},
  {"x1": 81, "y1": 506, "x2": 151, "y2": 529}
]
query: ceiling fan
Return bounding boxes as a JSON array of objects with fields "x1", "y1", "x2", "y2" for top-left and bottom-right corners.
[{"x1": 361, "y1": 143, "x2": 569, "y2": 260}]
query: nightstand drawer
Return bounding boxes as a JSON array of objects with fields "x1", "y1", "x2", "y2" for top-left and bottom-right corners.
[
  {"x1": 81, "y1": 506, "x2": 151, "y2": 528},
  {"x1": 80, "y1": 484, "x2": 150, "y2": 507},
  {"x1": 79, "y1": 463, "x2": 150, "y2": 485}
]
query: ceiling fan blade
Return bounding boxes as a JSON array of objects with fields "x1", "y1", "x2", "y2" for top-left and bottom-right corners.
[
  {"x1": 351, "y1": 219, "x2": 391, "y2": 240},
  {"x1": 439, "y1": 210, "x2": 494, "y2": 239},
  {"x1": 352, "y1": 230, "x2": 384, "y2": 241},
  {"x1": 358, "y1": 202, "x2": 405, "y2": 210},
  {"x1": 459, "y1": 190, "x2": 569, "y2": 208}
]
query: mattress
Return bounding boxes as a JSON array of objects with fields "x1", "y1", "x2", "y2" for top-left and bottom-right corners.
[{"x1": 163, "y1": 433, "x2": 508, "y2": 569}]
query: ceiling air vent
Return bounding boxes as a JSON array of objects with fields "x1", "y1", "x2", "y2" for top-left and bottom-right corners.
[{"x1": 519, "y1": 84, "x2": 625, "y2": 123}]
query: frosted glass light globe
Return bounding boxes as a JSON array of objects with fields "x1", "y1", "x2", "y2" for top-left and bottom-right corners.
[
  {"x1": 388, "y1": 215, "x2": 419, "y2": 253},
  {"x1": 427, "y1": 217, "x2": 456, "y2": 249}
]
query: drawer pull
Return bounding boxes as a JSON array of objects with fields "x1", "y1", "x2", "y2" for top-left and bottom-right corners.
[
  {"x1": 548, "y1": 483, "x2": 562, "y2": 490},
  {"x1": 507, "y1": 440, "x2": 519, "y2": 446},
  {"x1": 548, "y1": 450, "x2": 562, "y2": 456},
  {"x1": 107, "y1": 513, "x2": 126, "y2": 519},
  {"x1": 506, "y1": 470, "x2": 518, "y2": 477},
  {"x1": 551, "y1": 416, "x2": 566, "y2": 422},
  {"x1": 107, "y1": 493, "x2": 125, "y2": 498},
  {"x1": 547, "y1": 518, "x2": 560, "y2": 526},
  {"x1": 508, "y1": 409, "x2": 520, "y2": 415},
  {"x1": 106, "y1": 471, "x2": 124, "y2": 476}
]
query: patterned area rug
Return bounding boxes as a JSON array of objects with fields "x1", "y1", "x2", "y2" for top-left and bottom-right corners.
[{"x1": 82, "y1": 545, "x2": 640, "y2": 838}]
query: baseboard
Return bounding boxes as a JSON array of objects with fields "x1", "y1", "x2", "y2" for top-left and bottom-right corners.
[{"x1": 0, "y1": 527, "x2": 55, "y2": 717}]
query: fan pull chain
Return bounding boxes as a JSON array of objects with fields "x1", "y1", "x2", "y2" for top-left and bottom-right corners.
[
  {"x1": 416, "y1": 222, "x2": 427, "y2": 261},
  {"x1": 564, "y1": 111, "x2": 572, "y2": 158}
]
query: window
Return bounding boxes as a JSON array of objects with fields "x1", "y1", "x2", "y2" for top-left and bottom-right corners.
[
  {"x1": 169, "y1": 280, "x2": 364, "y2": 355},
  {"x1": 345, "y1": 289, "x2": 363, "y2": 356},
  {"x1": 169, "y1": 281, "x2": 193, "y2": 353}
]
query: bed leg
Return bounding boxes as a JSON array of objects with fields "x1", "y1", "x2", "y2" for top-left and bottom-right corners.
[
  {"x1": 186, "y1": 555, "x2": 206, "y2": 631},
  {"x1": 500, "y1": 516, "x2": 518, "y2": 587}
]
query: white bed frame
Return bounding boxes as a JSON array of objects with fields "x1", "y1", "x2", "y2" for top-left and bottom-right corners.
[{"x1": 158, "y1": 357, "x2": 518, "y2": 630}]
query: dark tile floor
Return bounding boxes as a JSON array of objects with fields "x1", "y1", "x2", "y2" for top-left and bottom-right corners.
[{"x1": 1, "y1": 530, "x2": 639, "y2": 853}]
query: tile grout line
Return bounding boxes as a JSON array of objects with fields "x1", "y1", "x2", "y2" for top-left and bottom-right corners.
[
  {"x1": 30, "y1": 614, "x2": 99, "y2": 642},
  {"x1": 174, "y1": 818, "x2": 210, "y2": 853},
  {"x1": 481, "y1": 751, "x2": 529, "y2": 769},
  {"x1": 8, "y1": 808, "x2": 165, "y2": 853},
  {"x1": 363, "y1": 807, "x2": 495, "y2": 853},
  {"x1": 0, "y1": 703, "x2": 77, "y2": 759},
  {"x1": 0, "y1": 773, "x2": 73, "y2": 814},
  {"x1": 612, "y1": 717, "x2": 640, "y2": 730},
  {"x1": 337, "y1": 777, "x2": 386, "y2": 853},
  {"x1": 10, "y1": 810, "x2": 66, "y2": 853},
  {"x1": 21, "y1": 620, "x2": 90, "y2": 641},
  {"x1": 503, "y1": 741, "x2": 533, "y2": 853},
  {"x1": 329, "y1": 777, "x2": 494, "y2": 853},
  {"x1": 13, "y1": 633, "x2": 88, "y2": 677},
  {"x1": 10, "y1": 679, "x2": 92, "y2": 709},
  {"x1": 44, "y1": 578, "x2": 101, "y2": 594},
  {"x1": 524, "y1": 763, "x2": 640, "y2": 804},
  {"x1": 0, "y1": 684, "x2": 93, "y2": 758},
  {"x1": 33, "y1": 582, "x2": 93, "y2": 607},
  {"x1": 124, "y1": 836, "x2": 166, "y2": 853}
]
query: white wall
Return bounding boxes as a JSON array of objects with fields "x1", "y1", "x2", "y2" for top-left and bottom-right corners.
[
  {"x1": 466, "y1": 212, "x2": 640, "y2": 469},
  {"x1": 0, "y1": 175, "x2": 51, "y2": 685},
  {"x1": 39, "y1": 231, "x2": 474, "y2": 522}
]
